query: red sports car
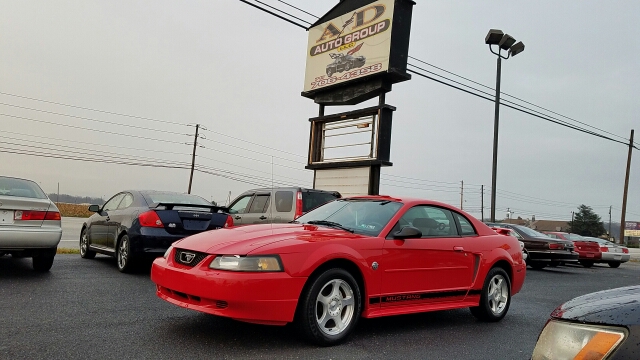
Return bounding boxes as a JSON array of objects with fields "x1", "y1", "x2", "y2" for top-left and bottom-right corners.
[
  {"x1": 151, "y1": 196, "x2": 527, "y2": 345},
  {"x1": 543, "y1": 231, "x2": 602, "y2": 267}
]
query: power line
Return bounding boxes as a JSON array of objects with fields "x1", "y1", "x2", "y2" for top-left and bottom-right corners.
[
  {"x1": 0, "y1": 91, "x2": 189, "y2": 127},
  {"x1": 198, "y1": 137, "x2": 303, "y2": 164},
  {"x1": 238, "y1": 0, "x2": 307, "y2": 29},
  {"x1": 0, "y1": 113, "x2": 190, "y2": 145},
  {"x1": 0, "y1": 102, "x2": 190, "y2": 136},
  {"x1": 275, "y1": 0, "x2": 318, "y2": 18},
  {"x1": 200, "y1": 128, "x2": 306, "y2": 159},
  {"x1": 252, "y1": 0, "x2": 312, "y2": 25}
]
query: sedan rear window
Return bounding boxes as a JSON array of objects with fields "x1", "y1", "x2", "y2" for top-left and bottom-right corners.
[
  {"x1": 0, "y1": 177, "x2": 47, "y2": 199},
  {"x1": 143, "y1": 193, "x2": 211, "y2": 206}
]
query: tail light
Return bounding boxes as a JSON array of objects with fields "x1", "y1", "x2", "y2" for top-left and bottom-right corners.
[
  {"x1": 600, "y1": 246, "x2": 609, "y2": 252},
  {"x1": 224, "y1": 215, "x2": 233, "y2": 228},
  {"x1": 548, "y1": 243, "x2": 564, "y2": 250},
  {"x1": 294, "y1": 191, "x2": 303, "y2": 219},
  {"x1": 138, "y1": 210, "x2": 164, "y2": 228},
  {"x1": 14, "y1": 210, "x2": 61, "y2": 221},
  {"x1": 623, "y1": 248, "x2": 629, "y2": 254}
]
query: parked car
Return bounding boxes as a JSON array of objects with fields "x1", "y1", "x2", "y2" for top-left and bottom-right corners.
[
  {"x1": 0, "y1": 176, "x2": 62, "y2": 271},
  {"x1": 583, "y1": 237, "x2": 630, "y2": 268},
  {"x1": 326, "y1": 53, "x2": 366, "y2": 77},
  {"x1": 484, "y1": 223, "x2": 578, "y2": 270},
  {"x1": 152, "y1": 196, "x2": 526, "y2": 346},
  {"x1": 543, "y1": 231, "x2": 602, "y2": 268},
  {"x1": 80, "y1": 190, "x2": 231, "y2": 273},
  {"x1": 532, "y1": 285, "x2": 640, "y2": 359},
  {"x1": 227, "y1": 187, "x2": 340, "y2": 225}
]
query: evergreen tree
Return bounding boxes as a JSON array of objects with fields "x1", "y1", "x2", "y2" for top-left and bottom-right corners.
[{"x1": 568, "y1": 204, "x2": 606, "y2": 237}]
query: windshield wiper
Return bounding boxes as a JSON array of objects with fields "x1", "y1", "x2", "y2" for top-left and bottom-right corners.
[{"x1": 306, "y1": 220, "x2": 354, "y2": 233}]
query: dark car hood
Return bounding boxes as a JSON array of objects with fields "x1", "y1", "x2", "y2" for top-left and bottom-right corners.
[
  {"x1": 172, "y1": 223, "x2": 365, "y2": 255},
  {"x1": 551, "y1": 285, "x2": 640, "y2": 326}
]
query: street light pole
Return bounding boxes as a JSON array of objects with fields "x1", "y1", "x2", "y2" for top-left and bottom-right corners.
[
  {"x1": 485, "y1": 29, "x2": 525, "y2": 222},
  {"x1": 490, "y1": 53, "x2": 502, "y2": 222}
]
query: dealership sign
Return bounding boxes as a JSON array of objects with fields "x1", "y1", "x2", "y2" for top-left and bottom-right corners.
[
  {"x1": 624, "y1": 221, "x2": 640, "y2": 237},
  {"x1": 303, "y1": 0, "x2": 396, "y2": 93}
]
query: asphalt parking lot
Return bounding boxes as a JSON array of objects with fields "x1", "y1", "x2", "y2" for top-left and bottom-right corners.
[{"x1": 1, "y1": 254, "x2": 639, "y2": 360}]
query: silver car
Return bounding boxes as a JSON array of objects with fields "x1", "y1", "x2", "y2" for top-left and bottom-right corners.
[
  {"x1": 583, "y1": 236, "x2": 630, "y2": 268},
  {"x1": 0, "y1": 176, "x2": 62, "y2": 271}
]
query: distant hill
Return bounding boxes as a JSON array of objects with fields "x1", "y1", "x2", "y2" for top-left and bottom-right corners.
[{"x1": 48, "y1": 193, "x2": 105, "y2": 205}]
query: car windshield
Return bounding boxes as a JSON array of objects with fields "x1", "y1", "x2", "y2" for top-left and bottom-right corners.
[
  {"x1": 295, "y1": 199, "x2": 403, "y2": 236},
  {"x1": 143, "y1": 192, "x2": 211, "y2": 206},
  {"x1": 512, "y1": 225, "x2": 550, "y2": 238},
  {"x1": 0, "y1": 176, "x2": 47, "y2": 199},
  {"x1": 563, "y1": 233, "x2": 585, "y2": 241}
]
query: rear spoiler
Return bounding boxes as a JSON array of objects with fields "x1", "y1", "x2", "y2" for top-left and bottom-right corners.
[
  {"x1": 151, "y1": 202, "x2": 229, "y2": 213},
  {"x1": 490, "y1": 227, "x2": 513, "y2": 237}
]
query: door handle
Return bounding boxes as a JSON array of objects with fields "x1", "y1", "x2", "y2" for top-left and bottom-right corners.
[
  {"x1": 234, "y1": 216, "x2": 241, "y2": 220},
  {"x1": 453, "y1": 246, "x2": 464, "y2": 252},
  {"x1": 259, "y1": 216, "x2": 267, "y2": 220}
]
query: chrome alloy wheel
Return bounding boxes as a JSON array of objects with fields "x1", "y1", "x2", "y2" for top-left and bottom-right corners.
[
  {"x1": 117, "y1": 237, "x2": 129, "y2": 269},
  {"x1": 487, "y1": 274, "x2": 509, "y2": 316},
  {"x1": 80, "y1": 232, "x2": 88, "y2": 255},
  {"x1": 315, "y1": 279, "x2": 355, "y2": 336}
]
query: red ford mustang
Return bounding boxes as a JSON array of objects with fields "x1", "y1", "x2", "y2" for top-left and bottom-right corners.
[{"x1": 151, "y1": 196, "x2": 527, "y2": 345}]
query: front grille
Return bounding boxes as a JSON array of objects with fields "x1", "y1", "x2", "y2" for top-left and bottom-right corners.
[{"x1": 174, "y1": 249, "x2": 208, "y2": 267}]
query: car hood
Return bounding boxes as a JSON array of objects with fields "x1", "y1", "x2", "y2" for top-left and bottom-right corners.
[
  {"x1": 551, "y1": 285, "x2": 640, "y2": 326},
  {"x1": 172, "y1": 223, "x2": 364, "y2": 255}
]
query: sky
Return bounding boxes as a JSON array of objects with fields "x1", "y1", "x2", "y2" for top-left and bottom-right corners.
[{"x1": 0, "y1": 0, "x2": 638, "y2": 227}]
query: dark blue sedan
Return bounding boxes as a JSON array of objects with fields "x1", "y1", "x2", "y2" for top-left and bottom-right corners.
[{"x1": 80, "y1": 190, "x2": 231, "y2": 272}]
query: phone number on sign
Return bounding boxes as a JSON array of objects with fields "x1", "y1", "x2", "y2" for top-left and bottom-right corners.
[{"x1": 310, "y1": 63, "x2": 383, "y2": 90}]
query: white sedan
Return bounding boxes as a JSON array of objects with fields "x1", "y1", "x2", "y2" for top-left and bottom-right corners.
[
  {"x1": 0, "y1": 176, "x2": 62, "y2": 271},
  {"x1": 584, "y1": 236, "x2": 631, "y2": 268}
]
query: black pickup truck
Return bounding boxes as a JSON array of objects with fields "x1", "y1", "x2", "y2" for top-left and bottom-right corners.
[{"x1": 80, "y1": 190, "x2": 232, "y2": 273}]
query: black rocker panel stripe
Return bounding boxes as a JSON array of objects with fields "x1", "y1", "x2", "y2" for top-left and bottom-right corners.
[{"x1": 370, "y1": 289, "x2": 483, "y2": 305}]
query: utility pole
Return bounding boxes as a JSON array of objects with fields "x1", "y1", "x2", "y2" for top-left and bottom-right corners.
[
  {"x1": 619, "y1": 129, "x2": 634, "y2": 244},
  {"x1": 570, "y1": 211, "x2": 575, "y2": 234},
  {"x1": 57, "y1": 182, "x2": 60, "y2": 204},
  {"x1": 460, "y1": 181, "x2": 464, "y2": 210},
  {"x1": 481, "y1": 185, "x2": 484, "y2": 221},
  {"x1": 188, "y1": 124, "x2": 200, "y2": 194},
  {"x1": 609, "y1": 205, "x2": 612, "y2": 239}
]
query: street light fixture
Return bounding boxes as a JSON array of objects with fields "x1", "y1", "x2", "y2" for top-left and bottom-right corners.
[{"x1": 486, "y1": 29, "x2": 525, "y2": 222}]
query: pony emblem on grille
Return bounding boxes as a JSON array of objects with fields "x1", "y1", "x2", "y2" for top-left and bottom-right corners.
[{"x1": 180, "y1": 252, "x2": 196, "y2": 264}]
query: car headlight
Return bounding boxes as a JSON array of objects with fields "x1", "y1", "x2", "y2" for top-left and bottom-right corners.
[
  {"x1": 531, "y1": 320, "x2": 626, "y2": 360},
  {"x1": 209, "y1": 255, "x2": 283, "y2": 272},
  {"x1": 163, "y1": 246, "x2": 173, "y2": 259}
]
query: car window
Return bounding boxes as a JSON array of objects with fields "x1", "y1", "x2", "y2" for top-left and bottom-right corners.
[
  {"x1": 0, "y1": 176, "x2": 47, "y2": 199},
  {"x1": 545, "y1": 233, "x2": 559, "y2": 239},
  {"x1": 454, "y1": 213, "x2": 477, "y2": 236},
  {"x1": 390, "y1": 205, "x2": 457, "y2": 238},
  {"x1": 302, "y1": 191, "x2": 340, "y2": 212},
  {"x1": 248, "y1": 194, "x2": 270, "y2": 213},
  {"x1": 143, "y1": 192, "x2": 210, "y2": 206},
  {"x1": 103, "y1": 193, "x2": 126, "y2": 212},
  {"x1": 117, "y1": 193, "x2": 134, "y2": 209},
  {"x1": 275, "y1": 191, "x2": 293, "y2": 212},
  {"x1": 228, "y1": 194, "x2": 252, "y2": 214}
]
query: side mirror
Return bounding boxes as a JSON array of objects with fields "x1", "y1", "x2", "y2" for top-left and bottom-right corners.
[
  {"x1": 393, "y1": 226, "x2": 422, "y2": 240},
  {"x1": 88, "y1": 204, "x2": 100, "y2": 213}
]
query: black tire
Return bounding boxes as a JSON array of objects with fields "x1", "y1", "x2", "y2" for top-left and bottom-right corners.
[
  {"x1": 608, "y1": 262, "x2": 621, "y2": 268},
  {"x1": 579, "y1": 260, "x2": 594, "y2": 268},
  {"x1": 32, "y1": 248, "x2": 56, "y2": 272},
  {"x1": 79, "y1": 228, "x2": 96, "y2": 259},
  {"x1": 116, "y1": 234, "x2": 135, "y2": 273},
  {"x1": 345, "y1": 62, "x2": 352, "y2": 71},
  {"x1": 296, "y1": 268, "x2": 361, "y2": 346},
  {"x1": 529, "y1": 262, "x2": 546, "y2": 270},
  {"x1": 326, "y1": 68, "x2": 334, "y2": 77},
  {"x1": 470, "y1": 267, "x2": 511, "y2": 322}
]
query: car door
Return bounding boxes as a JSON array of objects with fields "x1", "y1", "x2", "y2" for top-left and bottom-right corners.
[
  {"x1": 240, "y1": 192, "x2": 271, "y2": 224},
  {"x1": 380, "y1": 205, "x2": 475, "y2": 307},
  {"x1": 105, "y1": 192, "x2": 134, "y2": 250},
  {"x1": 227, "y1": 193, "x2": 253, "y2": 225},
  {"x1": 91, "y1": 193, "x2": 125, "y2": 248},
  {"x1": 272, "y1": 190, "x2": 294, "y2": 223}
]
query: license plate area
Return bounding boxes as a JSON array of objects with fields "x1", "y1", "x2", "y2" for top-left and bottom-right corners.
[{"x1": 0, "y1": 210, "x2": 14, "y2": 225}]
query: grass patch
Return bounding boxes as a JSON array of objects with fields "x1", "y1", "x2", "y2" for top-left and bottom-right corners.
[
  {"x1": 55, "y1": 203, "x2": 92, "y2": 218},
  {"x1": 57, "y1": 248, "x2": 80, "y2": 255}
]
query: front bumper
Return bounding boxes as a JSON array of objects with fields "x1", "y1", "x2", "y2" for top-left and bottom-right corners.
[
  {"x1": 151, "y1": 253, "x2": 307, "y2": 325},
  {"x1": 0, "y1": 226, "x2": 62, "y2": 250}
]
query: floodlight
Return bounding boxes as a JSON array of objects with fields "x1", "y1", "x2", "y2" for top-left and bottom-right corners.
[
  {"x1": 485, "y1": 29, "x2": 504, "y2": 45},
  {"x1": 509, "y1": 41, "x2": 525, "y2": 57},
  {"x1": 498, "y1": 34, "x2": 516, "y2": 50}
]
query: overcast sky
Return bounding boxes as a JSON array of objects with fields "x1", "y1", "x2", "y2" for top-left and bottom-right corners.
[{"x1": 0, "y1": 0, "x2": 638, "y2": 225}]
